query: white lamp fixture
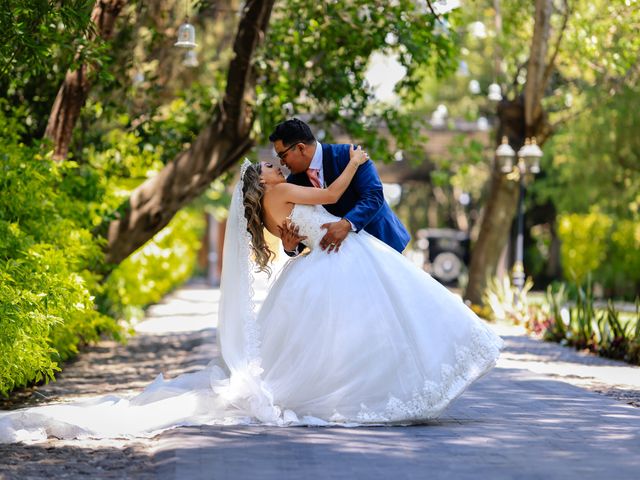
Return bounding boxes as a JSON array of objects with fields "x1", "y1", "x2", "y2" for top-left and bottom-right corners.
[
  {"x1": 431, "y1": 0, "x2": 462, "y2": 15},
  {"x1": 468, "y1": 79, "x2": 481, "y2": 95},
  {"x1": 496, "y1": 136, "x2": 516, "y2": 173},
  {"x1": 182, "y1": 49, "x2": 199, "y2": 67},
  {"x1": 487, "y1": 82, "x2": 502, "y2": 101},
  {"x1": 175, "y1": 0, "x2": 197, "y2": 49},
  {"x1": 430, "y1": 104, "x2": 448, "y2": 128},
  {"x1": 175, "y1": 22, "x2": 197, "y2": 49},
  {"x1": 383, "y1": 183, "x2": 403, "y2": 207},
  {"x1": 518, "y1": 137, "x2": 542, "y2": 174}
]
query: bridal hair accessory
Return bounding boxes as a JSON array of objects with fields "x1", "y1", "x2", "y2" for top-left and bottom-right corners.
[{"x1": 240, "y1": 158, "x2": 252, "y2": 181}]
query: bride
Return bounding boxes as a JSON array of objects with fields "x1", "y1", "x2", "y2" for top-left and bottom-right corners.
[{"x1": 0, "y1": 147, "x2": 502, "y2": 443}]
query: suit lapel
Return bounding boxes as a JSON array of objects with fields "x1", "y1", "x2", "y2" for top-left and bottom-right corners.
[{"x1": 321, "y1": 143, "x2": 336, "y2": 187}]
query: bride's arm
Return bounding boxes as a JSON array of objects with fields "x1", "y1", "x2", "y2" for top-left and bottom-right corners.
[{"x1": 276, "y1": 145, "x2": 368, "y2": 205}]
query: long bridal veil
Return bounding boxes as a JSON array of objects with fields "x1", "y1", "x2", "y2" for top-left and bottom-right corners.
[
  {"x1": 0, "y1": 160, "x2": 287, "y2": 444},
  {"x1": 217, "y1": 160, "x2": 261, "y2": 375}
]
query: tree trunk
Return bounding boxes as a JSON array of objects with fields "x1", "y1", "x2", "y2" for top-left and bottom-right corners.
[
  {"x1": 464, "y1": 99, "x2": 525, "y2": 304},
  {"x1": 99, "y1": 0, "x2": 275, "y2": 269},
  {"x1": 44, "y1": 0, "x2": 127, "y2": 160},
  {"x1": 464, "y1": 0, "x2": 554, "y2": 305},
  {"x1": 525, "y1": 0, "x2": 552, "y2": 136}
]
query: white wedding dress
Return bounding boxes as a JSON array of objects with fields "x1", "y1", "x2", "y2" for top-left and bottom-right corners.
[{"x1": 0, "y1": 196, "x2": 503, "y2": 444}]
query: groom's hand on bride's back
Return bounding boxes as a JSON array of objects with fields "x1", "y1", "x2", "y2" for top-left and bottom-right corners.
[{"x1": 320, "y1": 218, "x2": 352, "y2": 253}]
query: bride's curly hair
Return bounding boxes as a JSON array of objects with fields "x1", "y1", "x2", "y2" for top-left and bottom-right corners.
[{"x1": 242, "y1": 163, "x2": 275, "y2": 274}]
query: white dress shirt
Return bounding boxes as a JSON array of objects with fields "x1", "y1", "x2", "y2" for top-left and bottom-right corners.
[{"x1": 308, "y1": 141, "x2": 325, "y2": 187}]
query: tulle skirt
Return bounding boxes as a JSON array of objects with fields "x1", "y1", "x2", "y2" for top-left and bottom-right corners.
[{"x1": 0, "y1": 231, "x2": 502, "y2": 443}]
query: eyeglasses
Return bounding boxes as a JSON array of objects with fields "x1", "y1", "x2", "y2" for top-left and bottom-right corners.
[{"x1": 275, "y1": 143, "x2": 299, "y2": 160}]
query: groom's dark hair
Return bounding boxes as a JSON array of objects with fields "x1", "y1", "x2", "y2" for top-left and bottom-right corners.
[{"x1": 269, "y1": 118, "x2": 315, "y2": 146}]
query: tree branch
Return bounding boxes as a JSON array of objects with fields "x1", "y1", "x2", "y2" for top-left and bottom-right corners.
[
  {"x1": 425, "y1": 1, "x2": 443, "y2": 21},
  {"x1": 541, "y1": 0, "x2": 570, "y2": 94},
  {"x1": 101, "y1": 0, "x2": 276, "y2": 268},
  {"x1": 44, "y1": 0, "x2": 127, "y2": 161}
]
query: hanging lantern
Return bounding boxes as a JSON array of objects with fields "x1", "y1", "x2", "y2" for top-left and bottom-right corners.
[
  {"x1": 468, "y1": 79, "x2": 481, "y2": 95},
  {"x1": 432, "y1": 0, "x2": 462, "y2": 15},
  {"x1": 183, "y1": 49, "x2": 199, "y2": 67},
  {"x1": 487, "y1": 82, "x2": 502, "y2": 101},
  {"x1": 468, "y1": 21, "x2": 488, "y2": 39},
  {"x1": 175, "y1": 22, "x2": 197, "y2": 49},
  {"x1": 496, "y1": 136, "x2": 516, "y2": 173},
  {"x1": 430, "y1": 104, "x2": 448, "y2": 129}
]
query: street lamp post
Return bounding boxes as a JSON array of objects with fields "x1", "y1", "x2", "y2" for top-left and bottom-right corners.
[{"x1": 495, "y1": 136, "x2": 543, "y2": 293}]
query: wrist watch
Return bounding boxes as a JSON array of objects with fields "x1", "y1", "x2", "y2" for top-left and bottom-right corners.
[{"x1": 285, "y1": 243, "x2": 305, "y2": 257}]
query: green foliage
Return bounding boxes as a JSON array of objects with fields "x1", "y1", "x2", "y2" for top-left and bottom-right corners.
[
  {"x1": 538, "y1": 283, "x2": 569, "y2": 342},
  {"x1": 483, "y1": 275, "x2": 535, "y2": 325},
  {"x1": 256, "y1": 0, "x2": 458, "y2": 161},
  {"x1": 557, "y1": 212, "x2": 640, "y2": 297},
  {"x1": 535, "y1": 85, "x2": 640, "y2": 221},
  {"x1": 532, "y1": 281, "x2": 640, "y2": 365},
  {"x1": 0, "y1": 0, "x2": 95, "y2": 79},
  {"x1": 0, "y1": 108, "x2": 118, "y2": 396},
  {"x1": 0, "y1": 1, "x2": 118, "y2": 143},
  {"x1": 101, "y1": 208, "x2": 205, "y2": 322},
  {"x1": 0, "y1": 98, "x2": 208, "y2": 394},
  {"x1": 557, "y1": 211, "x2": 612, "y2": 285},
  {"x1": 489, "y1": 275, "x2": 640, "y2": 366},
  {"x1": 77, "y1": 99, "x2": 209, "y2": 322},
  {"x1": 605, "y1": 221, "x2": 640, "y2": 294}
]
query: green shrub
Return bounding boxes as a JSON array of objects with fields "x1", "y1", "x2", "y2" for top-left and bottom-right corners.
[
  {"x1": 76, "y1": 105, "x2": 207, "y2": 322},
  {"x1": 530, "y1": 280, "x2": 640, "y2": 365},
  {"x1": 101, "y1": 208, "x2": 205, "y2": 322},
  {"x1": 483, "y1": 275, "x2": 535, "y2": 325},
  {"x1": 0, "y1": 111, "x2": 118, "y2": 395},
  {"x1": 604, "y1": 220, "x2": 640, "y2": 297},
  {"x1": 0, "y1": 101, "x2": 208, "y2": 395},
  {"x1": 557, "y1": 211, "x2": 640, "y2": 297},
  {"x1": 484, "y1": 269, "x2": 640, "y2": 366},
  {"x1": 557, "y1": 211, "x2": 612, "y2": 285}
]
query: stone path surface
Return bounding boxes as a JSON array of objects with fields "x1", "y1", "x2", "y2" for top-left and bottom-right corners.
[
  {"x1": 2, "y1": 278, "x2": 640, "y2": 479},
  {"x1": 0, "y1": 281, "x2": 219, "y2": 480}
]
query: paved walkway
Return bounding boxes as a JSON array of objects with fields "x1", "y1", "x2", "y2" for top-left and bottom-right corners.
[{"x1": 2, "y1": 278, "x2": 640, "y2": 479}]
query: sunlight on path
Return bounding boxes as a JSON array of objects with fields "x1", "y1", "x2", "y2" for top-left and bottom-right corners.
[
  {"x1": 493, "y1": 322, "x2": 640, "y2": 399},
  {"x1": 134, "y1": 256, "x2": 289, "y2": 334}
]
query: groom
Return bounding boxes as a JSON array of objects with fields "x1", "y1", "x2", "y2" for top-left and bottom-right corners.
[{"x1": 269, "y1": 118, "x2": 410, "y2": 255}]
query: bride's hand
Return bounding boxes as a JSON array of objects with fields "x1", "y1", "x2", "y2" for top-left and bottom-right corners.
[
  {"x1": 350, "y1": 144, "x2": 369, "y2": 166},
  {"x1": 278, "y1": 219, "x2": 307, "y2": 252}
]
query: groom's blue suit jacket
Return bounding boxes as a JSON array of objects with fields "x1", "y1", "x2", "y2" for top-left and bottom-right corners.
[{"x1": 287, "y1": 143, "x2": 410, "y2": 253}]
